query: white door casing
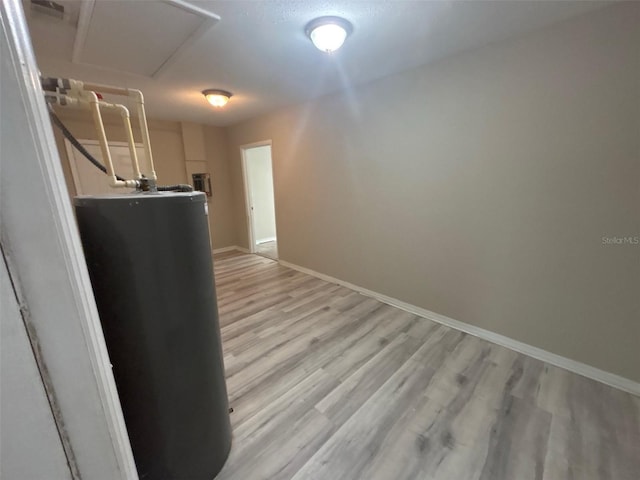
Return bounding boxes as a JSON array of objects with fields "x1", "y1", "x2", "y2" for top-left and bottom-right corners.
[{"x1": 0, "y1": 1, "x2": 138, "y2": 478}]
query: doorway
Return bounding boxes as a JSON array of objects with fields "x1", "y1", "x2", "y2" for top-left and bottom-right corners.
[{"x1": 241, "y1": 142, "x2": 278, "y2": 260}]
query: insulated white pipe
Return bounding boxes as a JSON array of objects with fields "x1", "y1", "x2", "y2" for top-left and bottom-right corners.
[
  {"x1": 45, "y1": 77, "x2": 156, "y2": 187},
  {"x1": 131, "y1": 90, "x2": 156, "y2": 181},
  {"x1": 84, "y1": 91, "x2": 137, "y2": 189},
  {"x1": 74, "y1": 81, "x2": 157, "y2": 181},
  {"x1": 96, "y1": 101, "x2": 142, "y2": 181},
  {"x1": 44, "y1": 92, "x2": 81, "y2": 108},
  {"x1": 121, "y1": 110, "x2": 142, "y2": 181}
]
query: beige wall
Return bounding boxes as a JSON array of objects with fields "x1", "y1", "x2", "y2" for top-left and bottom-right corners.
[
  {"x1": 180, "y1": 122, "x2": 236, "y2": 248},
  {"x1": 204, "y1": 126, "x2": 237, "y2": 248},
  {"x1": 226, "y1": 4, "x2": 640, "y2": 382},
  {"x1": 51, "y1": 111, "x2": 236, "y2": 249}
]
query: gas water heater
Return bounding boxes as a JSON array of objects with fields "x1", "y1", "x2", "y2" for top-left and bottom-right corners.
[
  {"x1": 44, "y1": 77, "x2": 231, "y2": 479},
  {"x1": 75, "y1": 193, "x2": 231, "y2": 479}
]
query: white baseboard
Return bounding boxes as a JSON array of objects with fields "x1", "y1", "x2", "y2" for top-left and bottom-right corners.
[
  {"x1": 212, "y1": 245, "x2": 250, "y2": 254},
  {"x1": 278, "y1": 259, "x2": 640, "y2": 397},
  {"x1": 256, "y1": 237, "x2": 276, "y2": 245}
]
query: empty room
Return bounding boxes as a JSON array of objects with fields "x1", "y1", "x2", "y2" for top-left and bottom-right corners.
[{"x1": 1, "y1": 1, "x2": 638, "y2": 479}]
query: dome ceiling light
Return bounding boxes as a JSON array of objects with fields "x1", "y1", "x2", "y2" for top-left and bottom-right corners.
[
  {"x1": 305, "y1": 16, "x2": 353, "y2": 53},
  {"x1": 202, "y1": 89, "x2": 232, "y2": 108}
]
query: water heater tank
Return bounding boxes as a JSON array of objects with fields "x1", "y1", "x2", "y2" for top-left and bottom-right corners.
[{"x1": 74, "y1": 192, "x2": 231, "y2": 479}]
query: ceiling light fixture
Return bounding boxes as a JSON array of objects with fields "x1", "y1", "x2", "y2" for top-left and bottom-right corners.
[
  {"x1": 202, "y1": 89, "x2": 232, "y2": 107},
  {"x1": 305, "y1": 16, "x2": 353, "y2": 53}
]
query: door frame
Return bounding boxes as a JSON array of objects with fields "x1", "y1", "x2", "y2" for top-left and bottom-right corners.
[
  {"x1": 239, "y1": 140, "x2": 273, "y2": 254},
  {"x1": 1, "y1": 1, "x2": 138, "y2": 478}
]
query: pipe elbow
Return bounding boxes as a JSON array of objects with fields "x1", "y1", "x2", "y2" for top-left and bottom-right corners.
[
  {"x1": 116, "y1": 104, "x2": 131, "y2": 118},
  {"x1": 130, "y1": 89, "x2": 145, "y2": 104},
  {"x1": 83, "y1": 90, "x2": 99, "y2": 103}
]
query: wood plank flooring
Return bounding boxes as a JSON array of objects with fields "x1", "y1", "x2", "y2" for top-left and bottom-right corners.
[{"x1": 212, "y1": 251, "x2": 640, "y2": 480}]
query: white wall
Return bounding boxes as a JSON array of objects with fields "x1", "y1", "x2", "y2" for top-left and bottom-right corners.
[
  {"x1": 245, "y1": 145, "x2": 277, "y2": 244},
  {"x1": 227, "y1": 4, "x2": 640, "y2": 383}
]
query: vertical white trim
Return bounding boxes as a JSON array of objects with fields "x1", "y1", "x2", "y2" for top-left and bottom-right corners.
[{"x1": 1, "y1": 1, "x2": 138, "y2": 478}]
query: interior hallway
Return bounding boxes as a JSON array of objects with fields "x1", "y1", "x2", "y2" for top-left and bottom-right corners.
[{"x1": 212, "y1": 251, "x2": 640, "y2": 480}]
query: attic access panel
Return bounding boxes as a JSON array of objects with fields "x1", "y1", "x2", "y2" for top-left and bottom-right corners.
[{"x1": 72, "y1": 0, "x2": 219, "y2": 77}]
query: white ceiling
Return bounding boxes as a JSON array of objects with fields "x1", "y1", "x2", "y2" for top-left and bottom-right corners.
[{"x1": 25, "y1": 0, "x2": 610, "y2": 127}]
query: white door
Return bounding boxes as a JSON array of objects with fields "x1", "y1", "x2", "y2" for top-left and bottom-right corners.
[
  {"x1": 242, "y1": 144, "x2": 277, "y2": 253},
  {"x1": 66, "y1": 140, "x2": 145, "y2": 195}
]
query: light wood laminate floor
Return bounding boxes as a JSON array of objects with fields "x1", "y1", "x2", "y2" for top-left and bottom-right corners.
[{"x1": 213, "y1": 251, "x2": 640, "y2": 480}]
